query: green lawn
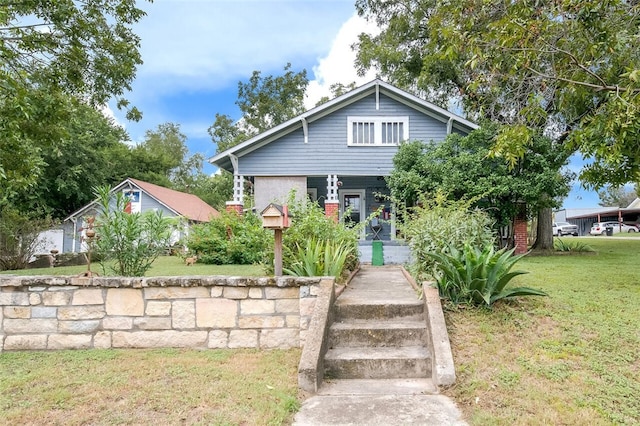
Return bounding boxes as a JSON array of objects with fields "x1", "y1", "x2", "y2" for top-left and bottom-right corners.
[
  {"x1": 2, "y1": 240, "x2": 639, "y2": 424},
  {"x1": 444, "y1": 238, "x2": 640, "y2": 425},
  {"x1": 0, "y1": 349, "x2": 301, "y2": 425},
  {"x1": 0, "y1": 255, "x2": 265, "y2": 277}
]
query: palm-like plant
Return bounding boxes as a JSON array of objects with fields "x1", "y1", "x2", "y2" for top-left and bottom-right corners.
[{"x1": 427, "y1": 244, "x2": 547, "y2": 306}]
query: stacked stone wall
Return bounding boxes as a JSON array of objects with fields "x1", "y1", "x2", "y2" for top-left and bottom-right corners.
[{"x1": 0, "y1": 275, "x2": 331, "y2": 352}]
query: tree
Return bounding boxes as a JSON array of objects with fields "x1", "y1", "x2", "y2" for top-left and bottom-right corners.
[
  {"x1": 355, "y1": 0, "x2": 640, "y2": 248},
  {"x1": 1, "y1": 0, "x2": 147, "y2": 113},
  {"x1": 598, "y1": 185, "x2": 640, "y2": 208},
  {"x1": 315, "y1": 82, "x2": 358, "y2": 106},
  {"x1": 209, "y1": 113, "x2": 247, "y2": 155},
  {"x1": 1, "y1": 0, "x2": 148, "y2": 205},
  {"x1": 355, "y1": 0, "x2": 640, "y2": 186},
  {"x1": 189, "y1": 172, "x2": 234, "y2": 211},
  {"x1": 11, "y1": 100, "x2": 130, "y2": 219},
  {"x1": 209, "y1": 63, "x2": 309, "y2": 153},
  {"x1": 389, "y1": 125, "x2": 572, "y2": 245},
  {"x1": 128, "y1": 123, "x2": 206, "y2": 191}
]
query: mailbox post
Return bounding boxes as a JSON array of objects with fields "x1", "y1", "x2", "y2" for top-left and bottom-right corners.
[{"x1": 261, "y1": 203, "x2": 290, "y2": 276}]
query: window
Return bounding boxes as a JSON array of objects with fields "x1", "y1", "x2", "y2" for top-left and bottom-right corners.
[{"x1": 347, "y1": 116, "x2": 409, "y2": 146}]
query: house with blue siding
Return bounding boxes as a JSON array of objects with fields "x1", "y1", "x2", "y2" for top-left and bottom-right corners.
[
  {"x1": 209, "y1": 80, "x2": 478, "y2": 262},
  {"x1": 61, "y1": 178, "x2": 219, "y2": 253}
]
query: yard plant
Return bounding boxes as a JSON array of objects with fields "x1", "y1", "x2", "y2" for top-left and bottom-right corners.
[
  {"x1": 553, "y1": 238, "x2": 595, "y2": 252},
  {"x1": 445, "y1": 238, "x2": 640, "y2": 424},
  {"x1": 187, "y1": 211, "x2": 270, "y2": 265},
  {"x1": 428, "y1": 244, "x2": 547, "y2": 306},
  {"x1": 399, "y1": 193, "x2": 495, "y2": 281},
  {"x1": 284, "y1": 238, "x2": 352, "y2": 280},
  {"x1": 272, "y1": 194, "x2": 360, "y2": 279},
  {"x1": 94, "y1": 187, "x2": 175, "y2": 277},
  {"x1": 0, "y1": 207, "x2": 54, "y2": 271}
]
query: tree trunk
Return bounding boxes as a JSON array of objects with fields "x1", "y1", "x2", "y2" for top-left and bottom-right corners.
[{"x1": 532, "y1": 207, "x2": 553, "y2": 250}]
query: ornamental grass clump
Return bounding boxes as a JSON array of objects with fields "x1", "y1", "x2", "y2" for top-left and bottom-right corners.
[
  {"x1": 427, "y1": 244, "x2": 547, "y2": 307},
  {"x1": 554, "y1": 238, "x2": 595, "y2": 253},
  {"x1": 283, "y1": 238, "x2": 352, "y2": 280}
]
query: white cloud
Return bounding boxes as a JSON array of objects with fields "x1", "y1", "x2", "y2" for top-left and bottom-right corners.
[{"x1": 305, "y1": 13, "x2": 380, "y2": 108}]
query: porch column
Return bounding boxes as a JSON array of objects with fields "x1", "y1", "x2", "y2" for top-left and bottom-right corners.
[
  {"x1": 226, "y1": 174, "x2": 244, "y2": 215},
  {"x1": 325, "y1": 174, "x2": 339, "y2": 223},
  {"x1": 514, "y1": 206, "x2": 528, "y2": 254}
]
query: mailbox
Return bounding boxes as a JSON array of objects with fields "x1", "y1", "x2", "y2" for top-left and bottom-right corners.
[{"x1": 261, "y1": 203, "x2": 290, "y2": 229}]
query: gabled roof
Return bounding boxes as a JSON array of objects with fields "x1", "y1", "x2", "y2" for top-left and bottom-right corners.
[
  {"x1": 65, "y1": 178, "x2": 220, "y2": 222},
  {"x1": 209, "y1": 79, "x2": 478, "y2": 172},
  {"x1": 627, "y1": 197, "x2": 640, "y2": 208}
]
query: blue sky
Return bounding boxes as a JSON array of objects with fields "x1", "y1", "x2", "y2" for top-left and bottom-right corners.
[{"x1": 107, "y1": 0, "x2": 600, "y2": 210}]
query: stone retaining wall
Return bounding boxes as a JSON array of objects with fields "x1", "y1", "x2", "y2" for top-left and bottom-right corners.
[{"x1": 0, "y1": 275, "x2": 333, "y2": 352}]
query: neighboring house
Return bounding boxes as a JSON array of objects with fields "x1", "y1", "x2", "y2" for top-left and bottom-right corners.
[
  {"x1": 209, "y1": 79, "x2": 501, "y2": 260},
  {"x1": 555, "y1": 203, "x2": 640, "y2": 236},
  {"x1": 62, "y1": 178, "x2": 220, "y2": 253}
]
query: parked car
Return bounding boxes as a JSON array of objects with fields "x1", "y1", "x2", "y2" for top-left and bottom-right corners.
[
  {"x1": 553, "y1": 222, "x2": 579, "y2": 237},
  {"x1": 590, "y1": 222, "x2": 639, "y2": 235}
]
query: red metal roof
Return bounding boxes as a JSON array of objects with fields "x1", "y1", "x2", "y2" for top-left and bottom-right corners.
[{"x1": 128, "y1": 178, "x2": 220, "y2": 222}]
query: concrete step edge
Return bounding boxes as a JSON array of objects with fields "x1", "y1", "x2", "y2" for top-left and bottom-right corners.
[
  {"x1": 325, "y1": 346, "x2": 431, "y2": 360},
  {"x1": 330, "y1": 319, "x2": 428, "y2": 330},
  {"x1": 317, "y1": 378, "x2": 438, "y2": 395}
]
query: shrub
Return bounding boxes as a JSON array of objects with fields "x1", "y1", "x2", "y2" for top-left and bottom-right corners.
[
  {"x1": 187, "y1": 211, "x2": 270, "y2": 265},
  {"x1": 264, "y1": 194, "x2": 360, "y2": 279},
  {"x1": 94, "y1": 186, "x2": 175, "y2": 277},
  {"x1": 398, "y1": 193, "x2": 495, "y2": 281},
  {"x1": 0, "y1": 207, "x2": 54, "y2": 271},
  {"x1": 427, "y1": 244, "x2": 547, "y2": 306}
]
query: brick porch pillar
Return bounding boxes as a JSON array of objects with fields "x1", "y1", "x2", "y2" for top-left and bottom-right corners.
[
  {"x1": 325, "y1": 201, "x2": 339, "y2": 223},
  {"x1": 514, "y1": 213, "x2": 528, "y2": 254},
  {"x1": 226, "y1": 202, "x2": 243, "y2": 215}
]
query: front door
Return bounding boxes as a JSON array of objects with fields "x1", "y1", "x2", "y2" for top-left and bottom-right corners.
[{"x1": 339, "y1": 189, "x2": 366, "y2": 237}]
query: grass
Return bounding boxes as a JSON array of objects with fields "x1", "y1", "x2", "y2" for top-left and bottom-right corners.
[
  {"x1": 3, "y1": 240, "x2": 639, "y2": 424},
  {"x1": 608, "y1": 232, "x2": 640, "y2": 238},
  {"x1": 0, "y1": 348, "x2": 302, "y2": 425},
  {"x1": 444, "y1": 238, "x2": 640, "y2": 425},
  {"x1": 0, "y1": 256, "x2": 266, "y2": 277}
]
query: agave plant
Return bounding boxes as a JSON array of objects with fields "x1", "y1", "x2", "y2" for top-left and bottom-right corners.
[
  {"x1": 554, "y1": 238, "x2": 595, "y2": 253},
  {"x1": 427, "y1": 244, "x2": 547, "y2": 306}
]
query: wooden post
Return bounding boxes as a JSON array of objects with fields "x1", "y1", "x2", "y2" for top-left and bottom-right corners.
[{"x1": 274, "y1": 228, "x2": 283, "y2": 276}]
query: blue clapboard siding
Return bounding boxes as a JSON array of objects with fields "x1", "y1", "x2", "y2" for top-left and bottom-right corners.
[
  {"x1": 237, "y1": 93, "x2": 450, "y2": 176},
  {"x1": 61, "y1": 191, "x2": 178, "y2": 253}
]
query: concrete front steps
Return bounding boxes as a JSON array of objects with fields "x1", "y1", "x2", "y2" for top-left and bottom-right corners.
[
  {"x1": 294, "y1": 266, "x2": 466, "y2": 425},
  {"x1": 323, "y1": 266, "x2": 434, "y2": 389}
]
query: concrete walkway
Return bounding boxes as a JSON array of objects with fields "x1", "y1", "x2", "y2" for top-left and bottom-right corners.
[{"x1": 293, "y1": 266, "x2": 467, "y2": 426}]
